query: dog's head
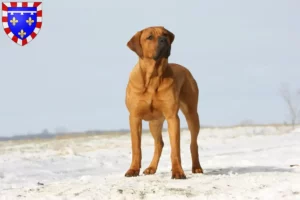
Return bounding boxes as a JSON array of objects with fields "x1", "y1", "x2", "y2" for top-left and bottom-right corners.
[{"x1": 127, "y1": 26, "x2": 175, "y2": 60}]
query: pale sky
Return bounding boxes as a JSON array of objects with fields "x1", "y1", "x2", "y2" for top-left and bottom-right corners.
[{"x1": 0, "y1": 0, "x2": 299, "y2": 136}]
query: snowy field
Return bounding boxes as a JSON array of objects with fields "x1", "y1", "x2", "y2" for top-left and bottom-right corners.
[{"x1": 1, "y1": 125, "x2": 300, "y2": 200}]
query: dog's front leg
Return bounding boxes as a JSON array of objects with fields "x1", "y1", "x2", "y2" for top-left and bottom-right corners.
[
  {"x1": 125, "y1": 115, "x2": 142, "y2": 177},
  {"x1": 167, "y1": 115, "x2": 186, "y2": 179}
]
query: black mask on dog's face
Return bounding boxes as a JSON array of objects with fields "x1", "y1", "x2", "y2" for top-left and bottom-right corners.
[
  {"x1": 127, "y1": 26, "x2": 175, "y2": 60},
  {"x1": 153, "y1": 35, "x2": 172, "y2": 60}
]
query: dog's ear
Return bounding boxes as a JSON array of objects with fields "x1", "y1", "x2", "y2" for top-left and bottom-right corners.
[
  {"x1": 165, "y1": 29, "x2": 175, "y2": 44},
  {"x1": 127, "y1": 31, "x2": 143, "y2": 57}
]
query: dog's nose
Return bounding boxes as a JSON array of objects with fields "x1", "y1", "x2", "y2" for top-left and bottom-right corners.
[{"x1": 159, "y1": 36, "x2": 167, "y2": 44}]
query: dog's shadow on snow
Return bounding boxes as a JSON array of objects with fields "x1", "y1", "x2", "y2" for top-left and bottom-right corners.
[{"x1": 204, "y1": 166, "x2": 294, "y2": 175}]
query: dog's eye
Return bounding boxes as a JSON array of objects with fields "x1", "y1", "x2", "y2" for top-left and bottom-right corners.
[{"x1": 147, "y1": 35, "x2": 153, "y2": 40}]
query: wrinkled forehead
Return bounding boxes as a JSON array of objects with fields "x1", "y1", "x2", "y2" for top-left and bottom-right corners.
[{"x1": 141, "y1": 26, "x2": 166, "y2": 37}]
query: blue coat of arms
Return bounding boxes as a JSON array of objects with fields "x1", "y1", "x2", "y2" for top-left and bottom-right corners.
[{"x1": 2, "y1": 2, "x2": 42, "y2": 46}]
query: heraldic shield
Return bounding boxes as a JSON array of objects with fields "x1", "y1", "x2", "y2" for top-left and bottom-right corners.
[{"x1": 2, "y1": 2, "x2": 42, "y2": 46}]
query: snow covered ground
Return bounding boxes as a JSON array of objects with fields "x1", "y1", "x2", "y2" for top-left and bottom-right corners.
[{"x1": 1, "y1": 125, "x2": 300, "y2": 200}]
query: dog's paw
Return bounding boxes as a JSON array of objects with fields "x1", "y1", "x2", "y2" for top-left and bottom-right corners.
[
  {"x1": 171, "y1": 170, "x2": 186, "y2": 179},
  {"x1": 125, "y1": 169, "x2": 140, "y2": 177},
  {"x1": 143, "y1": 167, "x2": 156, "y2": 175},
  {"x1": 192, "y1": 167, "x2": 203, "y2": 174}
]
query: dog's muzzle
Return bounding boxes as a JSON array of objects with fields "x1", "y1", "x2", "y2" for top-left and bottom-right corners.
[{"x1": 153, "y1": 36, "x2": 171, "y2": 60}]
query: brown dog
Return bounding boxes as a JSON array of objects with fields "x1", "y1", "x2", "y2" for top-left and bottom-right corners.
[{"x1": 125, "y1": 26, "x2": 203, "y2": 179}]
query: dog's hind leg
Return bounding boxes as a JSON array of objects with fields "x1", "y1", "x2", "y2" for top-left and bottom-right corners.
[
  {"x1": 143, "y1": 118, "x2": 165, "y2": 175},
  {"x1": 180, "y1": 97, "x2": 203, "y2": 174},
  {"x1": 185, "y1": 111, "x2": 203, "y2": 173}
]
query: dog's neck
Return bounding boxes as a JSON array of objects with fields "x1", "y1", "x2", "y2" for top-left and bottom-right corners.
[{"x1": 138, "y1": 58, "x2": 168, "y2": 91}]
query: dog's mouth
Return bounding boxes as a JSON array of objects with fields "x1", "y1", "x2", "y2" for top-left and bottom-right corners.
[{"x1": 153, "y1": 45, "x2": 171, "y2": 61}]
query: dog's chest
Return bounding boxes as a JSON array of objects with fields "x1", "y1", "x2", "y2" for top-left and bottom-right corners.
[
  {"x1": 129, "y1": 91, "x2": 166, "y2": 121},
  {"x1": 126, "y1": 76, "x2": 176, "y2": 120}
]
